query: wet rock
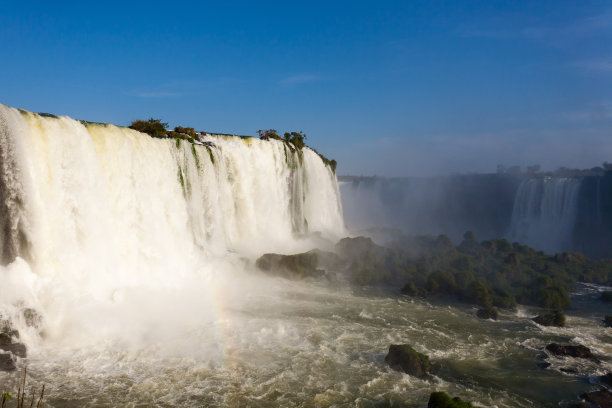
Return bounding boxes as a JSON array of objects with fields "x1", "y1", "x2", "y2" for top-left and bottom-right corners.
[
  {"x1": 600, "y1": 373, "x2": 612, "y2": 387},
  {"x1": 476, "y1": 306, "x2": 498, "y2": 320},
  {"x1": 0, "y1": 353, "x2": 16, "y2": 371},
  {"x1": 0, "y1": 332, "x2": 27, "y2": 358},
  {"x1": 533, "y1": 311, "x2": 565, "y2": 327},
  {"x1": 545, "y1": 343, "x2": 598, "y2": 361},
  {"x1": 580, "y1": 389, "x2": 612, "y2": 408},
  {"x1": 384, "y1": 344, "x2": 431, "y2": 377},
  {"x1": 255, "y1": 250, "x2": 336, "y2": 280},
  {"x1": 428, "y1": 391, "x2": 474, "y2": 408}
]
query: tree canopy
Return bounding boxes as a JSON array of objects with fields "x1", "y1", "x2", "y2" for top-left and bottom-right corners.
[{"x1": 129, "y1": 118, "x2": 168, "y2": 137}]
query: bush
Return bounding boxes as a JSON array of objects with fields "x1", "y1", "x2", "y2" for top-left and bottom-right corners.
[
  {"x1": 174, "y1": 126, "x2": 196, "y2": 137},
  {"x1": 129, "y1": 118, "x2": 168, "y2": 137},
  {"x1": 428, "y1": 392, "x2": 474, "y2": 408},
  {"x1": 257, "y1": 129, "x2": 281, "y2": 140},
  {"x1": 283, "y1": 131, "x2": 307, "y2": 149}
]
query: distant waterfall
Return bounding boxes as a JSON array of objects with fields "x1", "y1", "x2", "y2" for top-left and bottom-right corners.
[{"x1": 507, "y1": 178, "x2": 582, "y2": 253}]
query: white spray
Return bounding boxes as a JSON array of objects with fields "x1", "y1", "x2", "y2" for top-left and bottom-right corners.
[{"x1": 0, "y1": 104, "x2": 344, "y2": 354}]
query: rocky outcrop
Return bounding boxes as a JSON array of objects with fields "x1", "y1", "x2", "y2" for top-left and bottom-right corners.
[
  {"x1": 476, "y1": 306, "x2": 498, "y2": 320},
  {"x1": 533, "y1": 311, "x2": 565, "y2": 327},
  {"x1": 0, "y1": 333, "x2": 26, "y2": 358},
  {"x1": 600, "y1": 373, "x2": 612, "y2": 387},
  {"x1": 384, "y1": 344, "x2": 431, "y2": 377},
  {"x1": 580, "y1": 389, "x2": 612, "y2": 408},
  {"x1": 0, "y1": 353, "x2": 16, "y2": 371},
  {"x1": 255, "y1": 249, "x2": 341, "y2": 280},
  {"x1": 545, "y1": 343, "x2": 597, "y2": 361}
]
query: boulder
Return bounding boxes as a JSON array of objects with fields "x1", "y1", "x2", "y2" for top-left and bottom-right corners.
[
  {"x1": 0, "y1": 353, "x2": 16, "y2": 372},
  {"x1": 384, "y1": 344, "x2": 431, "y2": 377},
  {"x1": 476, "y1": 306, "x2": 498, "y2": 320},
  {"x1": 545, "y1": 343, "x2": 597, "y2": 361},
  {"x1": 255, "y1": 250, "x2": 335, "y2": 280},
  {"x1": 580, "y1": 389, "x2": 612, "y2": 408},
  {"x1": 428, "y1": 392, "x2": 474, "y2": 408},
  {"x1": 533, "y1": 311, "x2": 565, "y2": 327},
  {"x1": 0, "y1": 324, "x2": 27, "y2": 358}
]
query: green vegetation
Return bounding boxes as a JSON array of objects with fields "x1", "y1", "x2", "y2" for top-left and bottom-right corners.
[
  {"x1": 37, "y1": 112, "x2": 59, "y2": 119},
  {"x1": 191, "y1": 144, "x2": 200, "y2": 169},
  {"x1": 338, "y1": 231, "x2": 612, "y2": 310},
  {"x1": 205, "y1": 146, "x2": 215, "y2": 165},
  {"x1": 283, "y1": 131, "x2": 306, "y2": 149},
  {"x1": 258, "y1": 128, "x2": 338, "y2": 172},
  {"x1": 428, "y1": 392, "x2": 474, "y2": 408},
  {"x1": 257, "y1": 129, "x2": 281, "y2": 140},
  {"x1": 178, "y1": 168, "x2": 185, "y2": 190},
  {"x1": 129, "y1": 118, "x2": 168, "y2": 137},
  {"x1": 169, "y1": 125, "x2": 196, "y2": 143},
  {"x1": 0, "y1": 368, "x2": 45, "y2": 408}
]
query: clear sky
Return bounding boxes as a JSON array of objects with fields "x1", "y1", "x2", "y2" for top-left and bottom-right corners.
[{"x1": 1, "y1": 1, "x2": 610, "y2": 176}]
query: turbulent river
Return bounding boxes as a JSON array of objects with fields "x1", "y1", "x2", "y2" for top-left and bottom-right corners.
[{"x1": 0, "y1": 105, "x2": 610, "y2": 407}]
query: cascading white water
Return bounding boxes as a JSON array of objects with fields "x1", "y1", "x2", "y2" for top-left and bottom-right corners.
[
  {"x1": 0, "y1": 103, "x2": 344, "y2": 352},
  {"x1": 507, "y1": 178, "x2": 582, "y2": 253}
]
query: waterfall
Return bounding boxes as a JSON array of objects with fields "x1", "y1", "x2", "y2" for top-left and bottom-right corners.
[
  {"x1": 0, "y1": 104, "x2": 344, "y2": 347},
  {"x1": 507, "y1": 178, "x2": 582, "y2": 253}
]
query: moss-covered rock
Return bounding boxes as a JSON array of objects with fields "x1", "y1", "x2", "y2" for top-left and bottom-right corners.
[
  {"x1": 428, "y1": 392, "x2": 474, "y2": 408},
  {"x1": 256, "y1": 250, "x2": 339, "y2": 280},
  {"x1": 533, "y1": 311, "x2": 566, "y2": 327},
  {"x1": 384, "y1": 344, "x2": 431, "y2": 377},
  {"x1": 476, "y1": 306, "x2": 498, "y2": 320}
]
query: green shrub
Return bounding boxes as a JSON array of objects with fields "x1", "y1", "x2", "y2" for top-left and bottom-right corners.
[
  {"x1": 428, "y1": 391, "x2": 474, "y2": 408},
  {"x1": 129, "y1": 118, "x2": 168, "y2": 137},
  {"x1": 174, "y1": 126, "x2": 196, "y2": 137},
  {"x1": 257, "y1": 129, "x2": 281, "y2": 140}
]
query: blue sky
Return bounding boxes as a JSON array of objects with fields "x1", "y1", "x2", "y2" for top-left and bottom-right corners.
[{"x1": 1, "y1": 1, "x2": 611, "y2": 176}]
